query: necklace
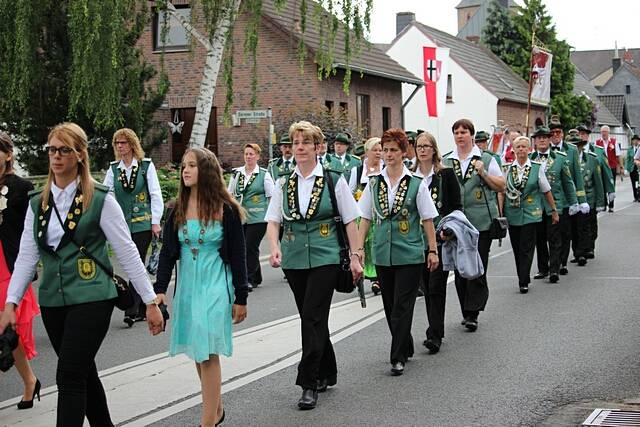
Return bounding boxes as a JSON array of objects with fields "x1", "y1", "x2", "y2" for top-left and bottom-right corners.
[{"x1": 182, "y1": 224, "x2": 206, "y2": 260}]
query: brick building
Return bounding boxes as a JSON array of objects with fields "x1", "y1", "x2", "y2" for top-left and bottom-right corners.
[{"x1": 139, "y1": 0, "x2": 422, "y2": 167}]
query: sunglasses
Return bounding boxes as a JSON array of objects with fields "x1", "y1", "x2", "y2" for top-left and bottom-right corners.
[{"x1": 46, "y1": 146, "x2": 75, "y2": 156}]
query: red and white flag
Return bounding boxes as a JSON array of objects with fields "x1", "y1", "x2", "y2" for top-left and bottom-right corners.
[
  {"x1": 422, "y1": 47, "x2": 449, "y2": 117},
  {"x1": 530, "y1": 46, "x2": 552, "y2": 104}
]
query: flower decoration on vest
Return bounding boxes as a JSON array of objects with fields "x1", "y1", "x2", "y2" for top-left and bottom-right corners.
[{"x1": 0, "y1": 185, "x2": 8, "y2": 226}]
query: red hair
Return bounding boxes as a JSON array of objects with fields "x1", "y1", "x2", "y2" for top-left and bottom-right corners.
[{"x1": 381, "y1": 128, "x2": 408, "y2": 153}]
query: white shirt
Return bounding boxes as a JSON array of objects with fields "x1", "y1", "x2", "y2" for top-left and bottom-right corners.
[
  {"x1": 348, "y1": 159, "x2": 384, "y2": 193},
  {"x1": 227, "y1": 165, "x2": 275, "y2": 198},
  {"x1": 536, "y1": 150, "x2": 551, "y2": 171},
  {"x1": 598, "y1": 138, "x2": 622, "y2": 155},
  {"x1": 358, "y1": 166, "x2": 438, "y2": 221},
  {"x1": 103, "y1": 158, "x2": 164, "y2": 225},
  {"x1": 6, "y1": 181, "x2": 157, "y2": 306},
  {"x1": 506, "y1": 159, "x2": 551, "y2": 193},
  {"x1": 449, "y1": 145, "x2": 502, "y2": 177},
  {"x1": 412, "y1": 167, "x2": 435, "y2": 189},
  {"x1": 265, "y1": 163, "x2": 361, "y2": 224},
  {"x1": 634, "y1": 146, "x2": 640, "y2": 160},
  {"x1": 335, "y1": 154, "x2": 346, "y2": 165}
]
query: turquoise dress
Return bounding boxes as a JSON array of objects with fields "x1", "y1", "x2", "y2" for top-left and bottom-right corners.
[{"x1": 170, "y1": 220, "x2": 234, "y2": 362}]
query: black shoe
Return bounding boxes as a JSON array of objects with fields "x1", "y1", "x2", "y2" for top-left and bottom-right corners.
[
  {"x1": 371, "y1": 281, "x2": 381, "y2": 296},
  {"x1": 549, "y1": 273, "x2": 559, "y2": 283},
  {"x1": 423, "y1": 338, "x2": 441, "y2": 354},
  {"x1": 608, "y1": 208, "x2": 614, "y2": 213},
  {"x1": 570, "y1": 258, "x2": 578, "y2": 264},
  {"x1": 317, "y1": 375, "x2": 336, "y2": 393},
  {"x1": 534, "y1": 272, "x2": 548, "y2": 279},
  {"x1": 298, "y1": 389, "x2": 318, "y2": 410},
  {"x1": 17, "y1": 379, "x2": 40, "y2": 410},
  {"x1": 252, "y1": 283, "x2": 260, "y2": 289},
  {"x1": 390, "y1": 361, "x2": 404, "y2": 376},
  {"x1": 460, "y1": 318, "x2": 467, "y2": 325},
  {"x1": 123, "y1": 316, "x2": 134, "y2": 328},
  {"x1": 464, "y1": 319, "x2": 478, "y2": 332},
  {"x1": 577, "y1": 257, "x2": 587, "y2": 266},
  {"x1": 215, "y1": 409, "x2": 225, "y2": 426},
  {"x1": 519, "y1": 285, "x2": 529, "y2": 294},
  {"x1": 559, "y1": 266, "x2": 568, "y2": 275},
  {"x1": 585, "y1": 252, "x2": 595, "y2": 259},
  {"x1": 247, "y1": 283, "x2": 253, "y2": 292}
]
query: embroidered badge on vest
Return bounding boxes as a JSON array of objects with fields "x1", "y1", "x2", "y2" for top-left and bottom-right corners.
[
  {"x1": 319, "y1": 223, "x2": 330, "y2": 237},
  {"x1": 77, "y1": 258, "x2": 97, "y2": 280}
]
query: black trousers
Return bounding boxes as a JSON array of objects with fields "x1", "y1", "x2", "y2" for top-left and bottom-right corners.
[
  {"x1": 587, "y1": 209, "x2": 598, "y2": 253},
  {"x1": 243, "y1": 223, "x2": 267, "y2": 286},
  {"x1": 41, "y1": 300, "x2": 115, "y2": 427},
  {"x1": 560, "y1": 208, "x2": 572, "y2": 266},
  {"x1": 455, "y1": 230, "x2": 491, "y2": 321},
  {"x1": 376, "y1": 264, "x2": 422, "y2": 364},
  {"x1": 535, "y1": 212, "x2": 564, "y2": 275},
  {"x1": 421, "y1": 248, "x2": 448, "y2": 340},
  {"x1": 508, "y1": 223, "x2": 537, "y2": 286},
  {"x1": 609, "y1": 168, "x2": 617, "y2": 209},
  {"x1": 125, "y1": 230, "x2": 152, "y2": 318},
  {"x1": 284, "y1": 265, "x2": 338, "y2": 390},
  {"x1": 631, "y1": 168, "x2": 640, "y2": 201},
  {"x1": 572, "y1": 211, "x2": 592, "y2": 258}
]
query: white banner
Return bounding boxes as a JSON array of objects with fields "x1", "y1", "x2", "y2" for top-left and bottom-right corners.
[{"x1": 530, "y1": 46, "x2": 552, "y2": 104}]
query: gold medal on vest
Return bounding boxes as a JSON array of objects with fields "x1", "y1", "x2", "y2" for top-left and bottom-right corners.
[
  {"x1": 136, "y1": 192, "x2": 146, "y2": 202},
  {"x1": 398, "y1": 219, "x2": 410, "y2": 235},
  {"x1": 526, "y1": 195, "x2": 534, "y2": 204},
  {"x1": 319, "y1": 223, "x2": 330, "y2": 237},
  {"x1": 251, "y1": 195, "x2": 261, "y2": 204},
  {"x1": 77, "y1": 258, "x2": 97, "y2": 280},
  {"x1": 475, "y1": 189, "x2": 483, "y2": 200}
]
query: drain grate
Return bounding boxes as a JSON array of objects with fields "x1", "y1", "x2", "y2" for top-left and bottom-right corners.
[{"x1": 583, "y1": 408, "x2": 640, "y2": 426}]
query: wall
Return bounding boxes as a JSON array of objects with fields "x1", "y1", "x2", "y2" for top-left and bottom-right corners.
[
  {"x1": 602, "y1": 67, "x2": 640, "y2": 130},
  {"x1": 496, "y1": 100, "x2": 546, "y2": 136}
]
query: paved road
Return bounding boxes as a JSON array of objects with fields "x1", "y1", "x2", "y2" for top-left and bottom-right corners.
[{"x1": 2, "y1": 182, "x2": 639, "y2": 426}]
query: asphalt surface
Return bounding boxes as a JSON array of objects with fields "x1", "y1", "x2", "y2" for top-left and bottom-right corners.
[{"x1": 3, "y1": 183, "x2": 640, "y2": 426}]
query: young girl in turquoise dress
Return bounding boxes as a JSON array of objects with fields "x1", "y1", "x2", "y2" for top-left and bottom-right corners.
[{"x1": 155, "y1": 147, "x2": 249, "y2": 427}]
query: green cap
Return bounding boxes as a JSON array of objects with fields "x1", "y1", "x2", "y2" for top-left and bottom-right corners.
[
  {"x1": 278, "y1": 135, "x2": 292, "y2": 145},
  {"x1": 549, "y1": 115, "x2": 563, "y2": 130},
  {"x1": 405, "y1": 131, "x2": 418, "y2": 143},
  {"x1": 632, "y1": 134, "x2": 640, "y2": 141},
  {"x1": 566, "y1": 134, "x2": 583, "y2": 144},
  {"x1": 532, "y1": 125, "x2": 551, "y2": 138},
  {"x1": 576, "y1": 124, "x2": 591, "y2": 134},
  {"x1": 474, "y1": 130, "x2": 490, "y2": 141},
  {"x1": 334, "y1": 133, "x2": 351, "y2": 145},
  {"x1": 353, "y1": 143, "x2": 365, "y2": 156}
]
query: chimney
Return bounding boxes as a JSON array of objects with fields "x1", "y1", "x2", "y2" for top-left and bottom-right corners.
[
  {"x1": 396, "y1": 12, "x2": 415, "y2": 36},
  {"x1": 612, "y1": 41, "x2": 621, "y2": 72}
]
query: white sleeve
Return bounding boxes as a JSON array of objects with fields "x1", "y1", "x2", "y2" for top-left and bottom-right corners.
[
  {"x1": 227, "y1": 171, "x2": 238, "y2": 194},
  {"x1": 264, "y1": 178, "x2": 284, "y2": 223},
  {"x1": 5, "y1": 206, "x2": 40, "y2": 306},
  {"x1": 357, "y1": 181, "x2": 374, "y2": 220},
  {"x1": 348, "y1": 167, "x2": 357, "y2": 194},
  {"x1": 615, "y1": 143, "x2": 622, "y2": 156},
  {"x1": 487, "y1": 157, "x2": 502, "y2": 177},
  {"x1": 264, "y1": 171, "x2": 275, "y2": 198},
  {"x1": 101, "y1": 193, "x2": 156, "y2": 304},
  {"x1": 103, "y1": 166, "x2": 115, "y2": 191},
  {"x1": 335, "y1": 176, "x2": 361, "y2": 224},
  {"x1": 635, "y1": 149, "x2": 640, "y2": 160},
  {"x1": 417, "y1": 179, "x2": 439, "y2": 220},
  {"x1": 538, "y1": 167, "x2": 551, "y2": 193},
  {"x1": 146, "y1": 162, "x2": 164, "y2": 225}
]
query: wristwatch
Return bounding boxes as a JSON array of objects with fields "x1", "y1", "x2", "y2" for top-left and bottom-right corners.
[{"x1": 146, "y1": 297, "x2": 160, "y2": 306}]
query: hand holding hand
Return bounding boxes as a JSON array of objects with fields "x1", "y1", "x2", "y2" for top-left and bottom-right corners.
[{"x1": 146, "y1": 304, "x2": 164, "y2": 336}]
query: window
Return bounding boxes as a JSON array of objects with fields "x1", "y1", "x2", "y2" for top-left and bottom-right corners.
[
  {"x1": 325, "y1": 100, "x2": 334, "y2": 112},
  {"x1": 382, "y1": 107, "x2": 391, "y2": 132},
  {"x1": 153, "y1": 5, "x2": 191, "y2": 51},
  {"x1": 446, "y1": 74, "x2": 453, "y2": 102},
  {"x1": 339, "y1": 102, "x2": 348, "y2": 113},
  {"x1": 356, "y1": 94, "x2": 371, "y2": 138},
  {"x1": 626, "y1": 85, "x2": 631, "y2": 94}
]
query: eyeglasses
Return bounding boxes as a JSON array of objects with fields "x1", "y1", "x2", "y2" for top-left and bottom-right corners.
[
  {"x1": 114, "y1": 140, "x2": 129, "y2": 146},
  {"x1": 416, "y1": 144, "x2": 433, "y2": 151},
  {"x1": 46, "y1": 145, "x2": 75, "y2": 156}
]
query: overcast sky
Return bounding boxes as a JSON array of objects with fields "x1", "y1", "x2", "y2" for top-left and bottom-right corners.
[{"x1": 368, "y1": 0, "x2": 639, "y2": 51}]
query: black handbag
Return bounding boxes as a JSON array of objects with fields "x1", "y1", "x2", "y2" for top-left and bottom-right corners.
[
  {"x1": 324, "y1": 171, "x2": 356, "y2": 293},
  {"x1": 481, "y1": 185, "x2": 508, "y2": 240},
  {"x1": 52, "y1": 203, "x2": 134, "y2": 311}
]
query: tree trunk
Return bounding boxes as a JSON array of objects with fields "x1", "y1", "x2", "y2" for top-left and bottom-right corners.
[{"x1": 166, "y1": 0, "x2": 241, "y2": 148}]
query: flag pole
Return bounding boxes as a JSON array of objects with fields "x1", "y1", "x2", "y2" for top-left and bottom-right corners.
[{"x1": 525, "y1": 25, "x2": 536, "y2": 137}]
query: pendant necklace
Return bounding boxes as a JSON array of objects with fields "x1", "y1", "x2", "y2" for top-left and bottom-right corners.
[{"x1": 183, "y1": 224, "x2": 205, "y2": 260}]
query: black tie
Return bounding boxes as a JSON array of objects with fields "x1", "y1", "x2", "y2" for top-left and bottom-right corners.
[
  {"x1": 539, "y1": 153, "x2": 548, "y2": 160},
  {"x1": 551, "y1": 146, "x2": 559, "y2": 151},
  {"x1": 284, "y1": 160, "x2": 291, "y2": 170}
]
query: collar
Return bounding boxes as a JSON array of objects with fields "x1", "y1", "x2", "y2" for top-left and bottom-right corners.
[
  {"x1": 413, "y1": 166, "x2": 434, "y2": 179},
  {"x1": 553, "y1": 142, "x2": 564, "y2": 150},
  {"x1": 118, "y1": 158, "x2": 138, "y2": 170},
  {"x1": 240, "y1": 165, "x2": 259, "y2": 175},
  {"x1": 51, "y1": 178, "x2": 79, "y2": 200},
  {"x1": 381, "y1": 165, "x2": 412, "y2": 183},
  {"x1": 537, "y1": 149, "x2": 551, "y2": 156},
  {"x1": 584, "y1": 143, "x2": 591, "y2": 154},
  {"x1": 294, "y1": 162, "x2": 324, "y2": 179},
  {"x1": 515, "y1": 158, "x2": 531, "y2": 169},
  {"x1": 451, "y1": 145, "x2": 482, "y2": 161}
]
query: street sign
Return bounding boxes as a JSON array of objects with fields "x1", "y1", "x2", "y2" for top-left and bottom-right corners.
[
  {"x1": 245, "y1": 118, "x2": 261, "y2": 124},
  {"x1": 236, "y1": 110, "x2": 268, "y2": 120}
]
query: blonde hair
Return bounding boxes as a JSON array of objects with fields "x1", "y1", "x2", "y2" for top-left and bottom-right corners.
[
  {"x1": 364, "y1": 137, "x2": 381, "y2": 153},
  {"x1": 414, "y1": 132, "x2": 444, "y2": 172},
  {"x1": 244, "y1": 143, "x2": 262, "y2": 155},
  {"x1": 42, "y1": 123, "x2": 95, "y2": 212},
  {"x1": 112, "y1": 128, "x2": 145, "y2": 161},
  {"x1": 513, "y1": 136, "x2": 531, "y2": 147},
  {"x1": 288, "y1": 121, "x2": 324, "y2": 145}
]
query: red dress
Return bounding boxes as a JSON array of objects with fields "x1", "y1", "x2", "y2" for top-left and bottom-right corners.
[{"x1": 0, "y1": 243, "x2": 39, "y2": 360}]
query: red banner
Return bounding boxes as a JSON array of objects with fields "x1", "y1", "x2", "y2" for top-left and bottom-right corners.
[{"x1": 423, "y1": 47, "x2": 440, "y2": 117}]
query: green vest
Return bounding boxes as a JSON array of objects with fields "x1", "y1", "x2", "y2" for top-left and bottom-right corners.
[
  {"x1": 559, "y1": 142, "x2": 587, "y2": 204},
  {"x1": 280, "y1": 171, "x2": 341, "y2": 269},
  {"x1": 268, "y1": 157, "x2": 295, "y2": 180},
  {"x1": 233, "y1": 167, "x2": 268, "y2": 224},
  {"x1": 30, "y1": 185, "x2": 117, "y2": 307},
  {"x1": 503, "y1": 162, "x2": 544, "y2": 226},
  {"x1": 334, "y1": 153, "x2": 362, "y2": 179},
  {"x1": 580, "y1": 151, "x2": 606, "y2": 209},
  {"x1": 590, "y1": 143, "x2": 615, "y2": 194},
  {"x1": 625, "y1": 146, "x2": 637, "y2": 172},
  {"x1": 369, "y1": 175, "x2": 425, "y2": 266},
  {"x1": 443, "y1": 151, "x2": 498, "y2": 232},
  {"x1": 111, "y1": 159, "x2": 152, "y2": 233},
  {"x1": 530, "y1": 151, "x2": 577, "y2": 215}
]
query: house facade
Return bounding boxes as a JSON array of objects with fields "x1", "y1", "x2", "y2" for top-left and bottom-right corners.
[
  {"x1": 601, "y1": 63, "x2": 640, "y2": 132},
  {"x1": 138, "y1": 0, "x2": 421, "y2": 167}
]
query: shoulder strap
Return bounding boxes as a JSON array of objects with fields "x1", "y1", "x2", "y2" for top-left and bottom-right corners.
[{"x1": 324, "y1": 171, "x2": 348, "y2": 250}]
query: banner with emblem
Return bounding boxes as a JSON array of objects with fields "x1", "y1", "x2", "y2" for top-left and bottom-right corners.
[
  {"x1": 422, "y1": 46, "x2": 450, "y2": 118},
  {"x1": 530, "y1": 46, "x2": 552, "y2": 104}
]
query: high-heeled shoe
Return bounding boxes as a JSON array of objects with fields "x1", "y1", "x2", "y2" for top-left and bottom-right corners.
[{"x1": 17, "y1": 378, "x2": 40, "y2": 410}]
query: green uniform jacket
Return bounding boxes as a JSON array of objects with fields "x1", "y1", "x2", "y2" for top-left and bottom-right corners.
[
  {"x1": 332, "y1": 153, "x2": 361, "y2": 180},
  {"x1": 443, "y1": 151, "x2": 498, "y2": 232},
  {"x1": 502, "y1": 161, "x2": 544, "y2": 226},
  {"x1": 530, "y1": 151, "x2": 577, "y2": 215},
  {"x1": 232, "y1": 167, "x2": 269, "y2": 224},
  {"x1": 30, "y1": 184, "x2": 117, "y2": 307},
  {"x1": 268, "y1": 157, "x2": 295, "y2": 181},
  {"x1": 111, "y1": 159, "x2": 152, "y2": 233},
  {"x1": 484, "y1": 150, "x2": 502, "y2": 167},
  {"x1": 579, "y1": 151, "x2": 606, "y2": 209},
  {"x1": 590, "y1": 143, "x2": 615, "y2": 194},
  {"x1": 559, "y1": 143, "x2": 587, "y2": 204},
  {"x1": 625, "y1": 146, "x2": 637, "y2": 172},
  {"x1": 280, "y1": 170, "x2": 342, "y2": 269}
]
